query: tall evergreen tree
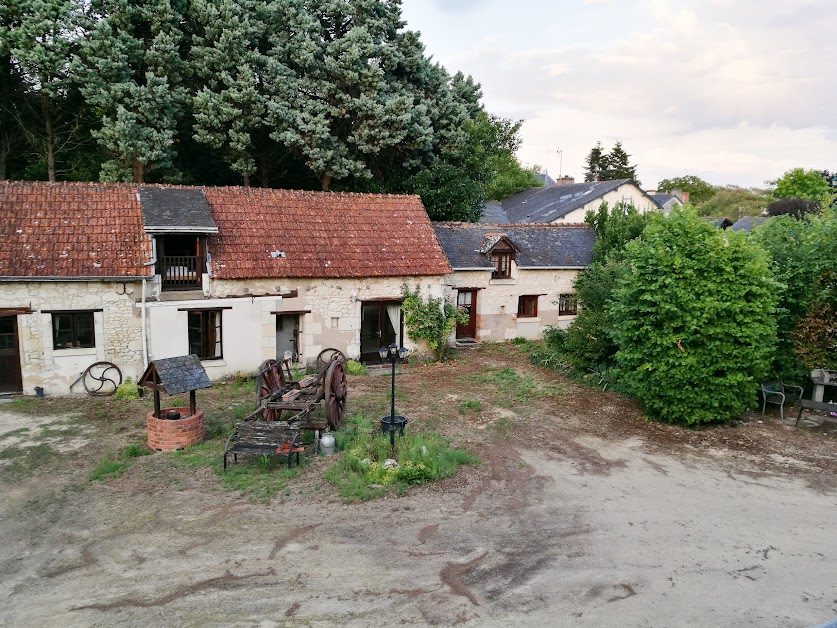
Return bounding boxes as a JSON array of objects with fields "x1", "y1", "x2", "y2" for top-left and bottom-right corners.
[
  {"x1": 583, "y1": 141, "x2": 604, "y2": 181},
  {"x1": 190, "y1": 0, "x2": 267, "y2": 186},
  {"x1": 74, "y1": 0, "x2": 189, "y2": 182},
  {"x1": 263, "y1": 0, "x2": 435, "y2": 191},
  {"x1": 0, "y1": 1, "x2": 26, "y2": 180},
  {"x1": 603, "y1": 141, "x2": 638, "y2": 183},
  {"x1": 9, "y1": 0, "x2": 84, "y2": 181}
]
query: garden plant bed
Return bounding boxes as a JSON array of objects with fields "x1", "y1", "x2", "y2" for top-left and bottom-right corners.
[{"x1": 0, "y1": 343, "x2": 835, "y2": 627}]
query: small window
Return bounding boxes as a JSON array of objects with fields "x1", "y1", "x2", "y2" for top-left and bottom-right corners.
[
  {"x1": 188, "y1": 310, "x2": 223, "y2": 360},
  {"x1": 492, "y1": 252, "x2": 512, "y2": 279},
  {"x1": 558, "y1": 293, "x2": 578, "y2": 316},
  {"x1": 52, "y1": 311, "x2": 95, "y2": 349},
  {"x1": 517, "y1": 295, "x2": 538, "y2": 318}
]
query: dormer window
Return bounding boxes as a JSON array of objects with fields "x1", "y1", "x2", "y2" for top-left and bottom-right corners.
[{"x1": 492, "y1": 252, "x2": 512, "y2": 279}]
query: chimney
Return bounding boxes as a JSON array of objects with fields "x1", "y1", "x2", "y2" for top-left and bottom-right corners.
[
  {"x1": 555, "y1": 175, "x2": 575, "y2": 186},
  {"x1": 681, "y1": 191, "x2": 690, "y2": 203}
]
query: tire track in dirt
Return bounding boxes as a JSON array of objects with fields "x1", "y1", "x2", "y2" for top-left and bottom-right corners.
[
  {"x1": 43, "y1": 542, "x2": 96, "y2": 578},
  {"x1": 269, "y1": 524, "x2": 321, "y2": 559},
  {"x1": 72, "y1": 568, "x2": 277, "y2": 610},
  {"x1": 440, "y1": 551, "x2": 489, "y2": 606}
]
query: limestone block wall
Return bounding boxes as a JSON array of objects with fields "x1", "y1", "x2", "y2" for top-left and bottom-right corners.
[
  {"x1": 445, "y1": 266, "x2": 580, "y2": 342},
  {"x1": 0, "y1": 281, "x2": 144, "y2": 395}
]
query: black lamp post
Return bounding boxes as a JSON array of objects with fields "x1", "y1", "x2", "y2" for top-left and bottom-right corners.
[{"x1": 378, "y1": 343, "x2": 409, "y2": 447}]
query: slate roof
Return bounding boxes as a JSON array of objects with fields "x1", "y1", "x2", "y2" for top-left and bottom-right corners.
[
  {"x1": 0, "y1": 180, "x2": 152, "y2": 278},
  {"x1": 433, "y1": 222, "x2": 595, "y2": 269},
  {"x1": 0, "y1": 182, "x2": 449, "y2": 280},
  {"x1": 139, "y1": 187, "x2": 217, "y2": 234},
  {"x1": 479, "y1": 200, "x2": 510, "y2": 224},
  {"x1": 501, "y1": 179, "x2": 659, "y2": 223},
  {"x1": 706, "y1": 217, "x2": 734, "y2": 229},
  {"x1": 651, "y1": 193, "x2": 681, "y2": 207},
  {"x1": 730, "y1": 216, "x2": 769, "y2": 232},
  {"x1": 142, "y1": 354, "x2": 212, "y2": 394}
]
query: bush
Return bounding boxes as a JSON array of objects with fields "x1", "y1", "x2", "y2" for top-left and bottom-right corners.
[
  {"x1": 401, "y1": 284, "x2": 468, "y2": 361},
  {"x1": 610, "y1": 209, "x2": 777, "y2": 425},
  {"x1": 344, "y1": 360, "x2": 367, "y2": 376},
  {"x1": 114, "y1": 377, "x2": 141, "y2": 400}
]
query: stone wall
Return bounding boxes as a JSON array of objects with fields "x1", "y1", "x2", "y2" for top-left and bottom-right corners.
[
  {"x1": 0, "y1": 281, "x2": 145, "y2": 395},
  {"x1": 446, "y1": 265, "x2": 580, "y2": 342}
]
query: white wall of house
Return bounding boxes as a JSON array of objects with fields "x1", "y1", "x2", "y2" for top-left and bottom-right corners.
[
  {"x1": 553, "y1": 182, "x2": 659, "y2": 223},
  {"x1": 445, "y1": 263, "x2": 581, "y2": 342},
  {"x1": 0, "y1": 281, "x2": 144, "y2": 395}
]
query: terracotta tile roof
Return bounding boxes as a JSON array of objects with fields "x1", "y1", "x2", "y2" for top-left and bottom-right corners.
[
  {"x1": 0, "y1": 182, "x2": 450, "y2": 280},
  {"x1": 0, "y1": 181, "x2": 152, "y2": 278},
  {"x1": 204, "y1": 187, "x2": 450, "y2": 279}
]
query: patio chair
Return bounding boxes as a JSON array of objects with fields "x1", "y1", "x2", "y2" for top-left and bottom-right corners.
[{"x1": 761, "y1": 381, "x2": 803, "y2": 421}]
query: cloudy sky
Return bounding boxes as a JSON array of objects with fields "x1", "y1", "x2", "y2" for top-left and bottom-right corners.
[{"x1": 399, "y1": 0, "x2": 837, "y2": 189}]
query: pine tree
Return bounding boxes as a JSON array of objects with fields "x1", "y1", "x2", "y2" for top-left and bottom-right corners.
[
  {"x1": 190, "y1": 0, "x2": 267, "y2": 186},
  {"x1": 74, "y1": 0, "x2": 189, "y2": 182},
  {"x1": 603, "y1": 141, "x2": 639, "y2": 183},
  {"x1": 584, "y1": 141, "x2": 605, "y2": 181},
  {"x1": 0, "y1": 1, "x2": 26, "y2": 180},
  {"x1": 9, "y1": 0, "x2": 84, "y2": 181},
  {"x1": 263, "y1": 0, "x2": 436, "y2": 191}
]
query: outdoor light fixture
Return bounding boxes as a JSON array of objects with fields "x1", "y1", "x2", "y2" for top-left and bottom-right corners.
[{"x1": 379, "y1": 343, "x2": 409, "y2": 447}]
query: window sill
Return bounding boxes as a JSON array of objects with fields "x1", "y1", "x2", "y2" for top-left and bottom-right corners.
[
  {"x1": 201, "y1": 359, "x2": 226, "y2": 367},
  {"x1": 517, "y1": 317, "x2": 541, "y2": 323},
  {"x1": 53, "y1": 347, "x2": 97, "y2": 357},
  {"x1": 489, "y1": 278, "x2": 515, "y2": 285},
  {"x1": 557, "y1": 313, "x2": 578, "y2": 317}
]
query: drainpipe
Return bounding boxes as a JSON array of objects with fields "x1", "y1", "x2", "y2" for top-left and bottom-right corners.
[{"x1": 141, "y1": 259, "x2": 156, "y2": 369}]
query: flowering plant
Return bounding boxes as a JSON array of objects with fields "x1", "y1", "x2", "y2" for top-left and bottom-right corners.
[{"x1": 401, "y1": 284, "x2": 469, "y2": 361}]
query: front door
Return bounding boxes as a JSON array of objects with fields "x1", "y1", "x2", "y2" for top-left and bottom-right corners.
[
  {"x1": 0, "y1": 316, "x2": 23, "y2": 393},
  {"x1": 360, "y1": 302, "x2": 398, "y2": 362},
  {"x1": 275, "y1": 314, "x2": 300, "y2": 362},
  {"x1": 456, "y1": 290, "x2": 477, "y2": 339}
]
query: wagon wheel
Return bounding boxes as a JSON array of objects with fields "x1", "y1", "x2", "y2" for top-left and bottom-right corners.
[
  {"x1": 82, "y1": 361, "x2": 122, "y2": 396},
  {"x1": 256, "y1": 359, "x2": 283, "y2": 421},
  {"x1": 316, "y1": 348, "x2": 346, "y2": 376},
  {"x1": 323, "y1": 359, "x2": 347, "y2": 430}
]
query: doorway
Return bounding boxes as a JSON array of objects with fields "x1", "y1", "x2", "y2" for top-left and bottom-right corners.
[
  {"x1": 456, "y1": 290, "x2": 477, "y2": 339},
  {"x1": 360, "y1": 301, "x2": 400, "y2": 362},
  {"x1": 275, "y1": 314, "x2": 300, "y2": 362},
  {"x1": 0, "y1": 316, "x2": 23, "y2": 393}
]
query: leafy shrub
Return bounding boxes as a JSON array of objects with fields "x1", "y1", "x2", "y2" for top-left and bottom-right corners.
[
  {"x1": 458, "y1": 399, "x2": 482, "y2": 414},
  {"x1": 114, "y1": 377, "x2": 141, "y2": 400},
  {"x1": 610, "y1": 209, "x2": 777, "y2": 425},
  {"x1": 402, "y1": 284, "x2": 469, "y2": 361},
  {"x1": 344, "y1": 360, "x2": 367, "y2": 376}
]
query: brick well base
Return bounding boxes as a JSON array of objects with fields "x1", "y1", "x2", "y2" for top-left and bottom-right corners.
[{"x1": 147, "y1": 408, "x2": 205, "y2": 452}]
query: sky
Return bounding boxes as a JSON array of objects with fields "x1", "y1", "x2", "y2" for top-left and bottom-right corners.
[{"x1": 399, "y1": 0, "x2": 837, "y2": 189}]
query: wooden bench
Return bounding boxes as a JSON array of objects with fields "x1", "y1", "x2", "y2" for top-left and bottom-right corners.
[
  {"x1": 223, "y1": 421, "x2": 304, "y2": 470},
  {"x1": 795, "y1": 400, "x2": 837, "y2": 428}
]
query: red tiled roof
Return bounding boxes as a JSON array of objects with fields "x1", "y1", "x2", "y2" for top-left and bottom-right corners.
[
  {"x1": 0, "y1": 181, "x2": 152, "y2": 278},
  {"x1": 0, "y1": 182, "x2": 450, "y2": 280},
  {"x1": 204, "y1": 187, "x2": 450, "y2": 279}
]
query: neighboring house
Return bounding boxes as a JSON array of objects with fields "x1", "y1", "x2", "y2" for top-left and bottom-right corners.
[
  {"x1": 433, "y1": 222, "x2": 595, "y2": 342},
  {"x1": 649, "y1": 193, "x2": 683, "y2": 215},
  {"x1": 499, "y1": 179, "x2": 661, "y2": 224},
  {"x1": 730, "y1": 216, "x2": 769, "y2": 232},
  {"x1": 0, "y1": 181, "x2": 449, "y2": 395}
]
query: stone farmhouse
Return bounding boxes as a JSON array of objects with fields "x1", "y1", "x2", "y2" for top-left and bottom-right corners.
[
  {"x1": 0, "y1": 182, "x2": 450, "y2": 395},
  {"x1": 433, "y1": 222, "x2": 595, "y2": 342}
]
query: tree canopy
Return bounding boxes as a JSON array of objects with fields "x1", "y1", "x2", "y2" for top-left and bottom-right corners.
[
  {"x1": 656, "y1": 175, "x2": 716, "y2": 205},
  {"x1": 771, "y1": 168, "x2": 836, "y2": 208},
  {"x1": 0, "y1": 0, "x2": 533, "y2": 221},
  {"x1": 695, "y1": 185, "x2": 769, "y2": 220}
]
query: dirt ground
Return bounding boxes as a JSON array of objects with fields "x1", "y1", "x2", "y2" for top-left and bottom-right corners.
[{"x1": 1, "y1": 344, "x2": 836, "y2": 627}]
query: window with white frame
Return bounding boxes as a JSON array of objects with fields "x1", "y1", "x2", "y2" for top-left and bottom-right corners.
[{"x1": 52, "y1": 311, "x2": 95, "y2": 349}]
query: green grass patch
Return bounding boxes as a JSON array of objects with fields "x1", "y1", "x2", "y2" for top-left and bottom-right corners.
[
  {"x1": 325, "y1": 414, "x2": 478, "y2": 502},
  {"x1": 89, "y1": 442, "x2": 150, "y2": 481},
  {"x1": 169, "y1": 440, "x2": 300, "y2": 502},
  {"x1": 0, "y1": 427, "x2": 31, "y2": 441},
  {"x1": 458, "y1": 399, "x2": 482, "y2": 414}
]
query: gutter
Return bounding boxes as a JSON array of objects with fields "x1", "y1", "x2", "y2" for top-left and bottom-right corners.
[{"x1": 0, "y1": 276, "x2": 149, "y2": 282}]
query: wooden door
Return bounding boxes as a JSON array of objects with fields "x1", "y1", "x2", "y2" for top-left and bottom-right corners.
[
  {"x1": 0, "y1": 316, "x2": 23, "y2": 393},
  {"x1": 456, "y1": 290, "x2": 477, "y2": 339}
]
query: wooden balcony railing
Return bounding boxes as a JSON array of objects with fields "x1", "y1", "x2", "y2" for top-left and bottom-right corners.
[{"x1": 160, "y1": 255, "x2": 201, "y2": 290}]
